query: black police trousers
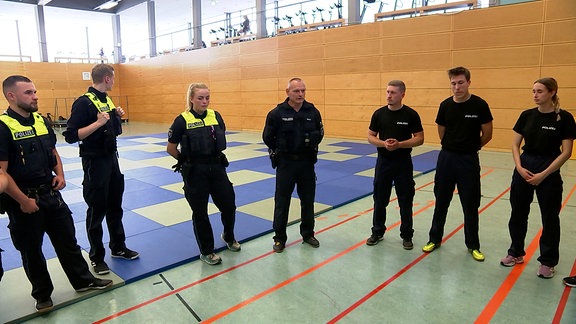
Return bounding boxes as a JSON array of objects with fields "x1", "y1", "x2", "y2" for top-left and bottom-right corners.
[
  {"x1": 7, "y1": 188, "x2": 95, "y2": 299},
  {"x1": 372, "y1": 154, "x2": 415, "y2": 239},
  {"x1": 273, "y1": 158, "x2": 316, "y2": 244},
  {"x1": 428, "y1": 149, "x2": 482, "y2": 250},
  {"x1": 182, "y1": 161, "x2": 236, "y2": 255},
  {"x1": 508, "y1": 153, "x2": 562, "y2": 267},
  {"x1": 82, "y1": 153, "x2": 127, "y2": 263}
]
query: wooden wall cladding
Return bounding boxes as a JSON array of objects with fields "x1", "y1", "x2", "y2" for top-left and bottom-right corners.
[{"x1": 0, "y1": 0, "x2": 574, "y2": 156}]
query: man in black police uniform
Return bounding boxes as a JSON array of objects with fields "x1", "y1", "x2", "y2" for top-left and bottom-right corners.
[
  {"x1": 422, "y1": 66, "x2": 493, "y2": 262},
  {"x1": 366, "y1": 80, "x2": 424, "y2": 250},
  {"x1": 263, "y1": 77, "x2": 324, "y2": 253},
  {"x1": 1, "y1": 75, "x2": 112, "y2": 312},
  {"x1": 64, "y1": 64, "x2": 139, "y2": 276}
]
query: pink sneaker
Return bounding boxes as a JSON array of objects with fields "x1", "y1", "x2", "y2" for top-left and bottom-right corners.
[
  {"x1": 500, "y1": 255, "x2": 524, "y2": 267},
  {"x1": 537, "y1": 264, "x2": 555, "y2": 279}
]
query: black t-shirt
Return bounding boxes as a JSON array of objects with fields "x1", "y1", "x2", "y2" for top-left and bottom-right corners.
[
  {"x1": 513, "y1": 107, "x2": 576, "y2": 157},
  {"x1": 369, "y1": 104, "x2": 423, "y2": 158},
  {"x1": 436, "y1": 94, "x2": 493, "y2": 153}
]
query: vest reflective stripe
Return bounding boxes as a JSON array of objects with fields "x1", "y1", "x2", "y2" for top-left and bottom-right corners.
[
  {"x1": 181, "y1": 110, "x2": 219, "y2": 128},
  {"x1": 0, "y1": 113, "x2": 49, "y2": 140},
  {"x1": 180, "y1": 109, "x2": 226, "y2": 156},
  {"x1": 0, "y1": 113, "x2": 55, "y2": 184},
  {"x1": 84, "y1": 92, "x2": 116, "y2": 113}
]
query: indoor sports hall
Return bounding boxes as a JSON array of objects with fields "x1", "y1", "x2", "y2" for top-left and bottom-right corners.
[{"x1": 0, "y1": 0, "x2": 575, "y2": 322}]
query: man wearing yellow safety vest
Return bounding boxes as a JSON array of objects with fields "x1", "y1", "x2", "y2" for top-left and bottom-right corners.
[
  {"x1": 64, "y1": 64, "x2": 139, "y2": 276},
  {"x1": 0, "y1": 75, "x2": 112, "y2": 313}
]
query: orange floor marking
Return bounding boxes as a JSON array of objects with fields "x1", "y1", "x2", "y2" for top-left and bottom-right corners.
[
  {"x1": 202, "y1": 200, "x2": 437, "y2": 323},
  {"x1": 329, "y1": 182, "x2": 508, "y2": 323},
  {"x1": 94, "y1": 180, "x2": 436, "y2": 323},
  {"x1": 474, "y1": 183, "x2": 576, "y2": 323},
  {"x1": 553, "y1": 259, "x2": 576, "y2": 323}
]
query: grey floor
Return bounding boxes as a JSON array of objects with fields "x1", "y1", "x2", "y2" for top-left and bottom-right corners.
[{"x1": 6, "y1": 122, "x2": 576, "y2": 323}]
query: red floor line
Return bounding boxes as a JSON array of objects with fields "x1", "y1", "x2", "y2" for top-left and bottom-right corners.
[
  {"x1": 93, "y1": 179, "x2": 436, "y2": 323},
  {"x1": 328, "y1": 184, "x2": 510, "y2": 323},
  {"x1": 553, "y1": 259, "x2": 576, "y2": 324},
  {"x1": 202, "y1": 200, "x2": 437, "y2": 323},
  {"x1": 475, "y1": 183, "x2": 576, "y2": 324}
]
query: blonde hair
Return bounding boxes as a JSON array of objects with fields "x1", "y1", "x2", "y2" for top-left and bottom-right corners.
[
  {"x1": 186, "y1": 83, "x2": 209, "y2": 111},
  {"x1": 535, "y1": 77, "x2": 560, "y2": 113}
]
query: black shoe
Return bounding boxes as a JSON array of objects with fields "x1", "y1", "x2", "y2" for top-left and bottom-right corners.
[
  {"x1": 273, "y1": 241, "x2": 285, "y2": 253},
  {"x1": 303, "y1": 236, "x2": 320, "y2": 248},
  {"x1": 563, "y1": 276, "x2": 576, "y2": 287},
  {"x1": 402, "y1": 239, "x2": 414, "y2": 250},
  {"x1": 91, "y1": 261, "x2": 110, "y2": 275},
  {"x1": 111, "y1": 248, "x2": 140, "y2": 260},
  {"x1": 366, "y1": 235, "x2": 384, "y2": 246},
  {"x1": 35, "y1": 297, "x2": 53, "y2": 312},
  {"x1": 75, "y1": 278, "x2": 113, "y2": 292}
]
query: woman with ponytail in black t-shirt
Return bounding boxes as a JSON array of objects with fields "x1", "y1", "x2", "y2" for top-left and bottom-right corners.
[{"x1": 501, "y1": 77, "x2": 576, "y2": 280}]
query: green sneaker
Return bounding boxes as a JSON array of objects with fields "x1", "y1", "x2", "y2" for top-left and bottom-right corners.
[
  {"x1": 422, "y1": 242, "x2": 439, "y2": 253},
  {"x1": 470, "y1": 249, "x2": 485, "y2": 262}
]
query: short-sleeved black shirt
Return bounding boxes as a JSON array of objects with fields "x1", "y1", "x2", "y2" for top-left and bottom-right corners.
[
  {"x1": 513, "y1": 107, "x2": 576, "y2": 157},
  {"x1": 435, "y1": 94, "x2": 493, "y2": 153},
  {"x1": 369, "y1": 104, "x2": 423, "y2": 158}
]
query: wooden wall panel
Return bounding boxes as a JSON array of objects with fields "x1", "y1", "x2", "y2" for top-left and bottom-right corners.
[
  {"x1": 453, "y1": 1, "x2": 544, "y2": 29},
  {"x1": 277, "y1": 31, "x2": 324, "y2": 48},
  {"x1": 404, "y1": 89, "x2": 452, "y2": 107},
  {"x1": 544, "y1": 20, "x2": 576, "y2": 43},
  {"x1": 325, "y1": 73, "x2": 381, "y2": 90},
  {"x1": 469, "y1": 67, "x2": 541, "y2": 88},
  {"x1": 453, "y1": 25, "x2": 543, "y2": 49},
  {"x1": 380, "y1": 33, "x2": 451, "y2": 54},
  {"x1": 239, "y1": 52, "x2": 278, "y2": 66},
  {"x1": 1, "y1": 0, "x2": 574, "y2": 155},
  {"x1": 377, "y1": 14, "x2": 452, "y2": 36},
  {"x1": 452, "y1": 46, "x2": 541, "y2": 68},
  {"x1": 381, "y1": 52, "x2": 451, "y2": 71},
  {"x1": 324, "y1": 39, "x2": 381, "y2": 59},
  {"x1": 325, "y1": 22, "x2": 380, "y2": 42},
  {"x1": 541, "y1": 66, "x2": 576, "y2": 85},
  {"x1": 278, "y1": 61, "x2": 324, "y2": 77},
  {"x1": 239, "y1": 37, "x2": 278, "y2": 55},
  {"x1": 545, "y1": 0, "x2": 576, "y2": 21},
  {"x1": 542, "y1": 44, "x2": 576, "y2": 65},
  {"x1": 241, "y1": 115, "x2": 266, "y2": 131},
  {"x1": 474, "y1": 89, "x2": 534, "y2": 110},
  {"x1": 278, "y1": 45, "x2": 324, "y2": 62},
  {"x1": 380, "y1": 71, "x2": 448, "y2": 89},
  {"x1": 325, "y1": 56, "x2": 381, "y2": 74},
  {"x1": 324, "y1": 89, "x2": 381, "y2": 106},
  {"x1": 324, "y1": 105, "x2": 376, "y2": 123}
]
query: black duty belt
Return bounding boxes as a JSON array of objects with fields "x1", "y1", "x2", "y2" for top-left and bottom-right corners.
[{"x1": 21, "y1": 184, "x2": 53, "y2": 196}]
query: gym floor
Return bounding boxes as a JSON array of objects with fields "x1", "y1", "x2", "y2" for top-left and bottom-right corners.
[{"x1": 1, "y1": 122, "x2": 576, "y2": 323}]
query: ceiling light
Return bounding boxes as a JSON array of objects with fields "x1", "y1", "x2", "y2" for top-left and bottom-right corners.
[
  {"x1": 211, "y1": 0, "x2": 217, "y2": 6},
  {"x1": 95, "y1": 0, "x2": 120, "y2": 10}
]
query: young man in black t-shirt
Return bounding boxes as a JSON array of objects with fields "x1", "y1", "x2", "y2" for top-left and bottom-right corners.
[
  {"x1": 366, "y1": 80, "x2": 424, "y2": 250},
  {"x1": 422, "y1": 67, "x2": 493, "y2": 262}
]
